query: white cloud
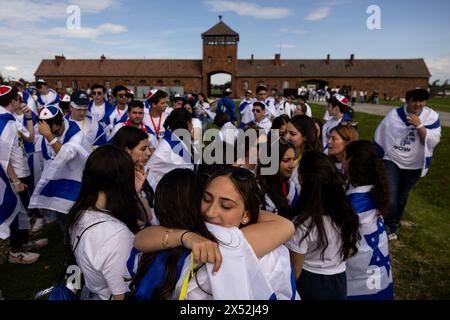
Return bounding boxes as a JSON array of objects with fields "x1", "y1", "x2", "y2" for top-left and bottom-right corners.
[
  {"x1": 4, "y1": 66, "x2": 18, "y2": 71},
  {"x1": 306, "y1": 6, "x2": 331, "y2": 21},
  {"x1": 427, "y1": 55, "x2": 450, "y2": 81},
  {"x1": 69, "y1": 0, "x2": 118, "y2": 13},
  {"x1": 46, "y1": 23, "x2": 127, "y2": 39},
  {"x1": 204, "y1": 0, "x2": 293, "y2": 19}
]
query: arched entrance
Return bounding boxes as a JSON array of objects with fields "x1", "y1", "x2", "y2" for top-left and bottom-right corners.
[{"x1": 208, "y1": 72, "x2": 232, "y2": 97}]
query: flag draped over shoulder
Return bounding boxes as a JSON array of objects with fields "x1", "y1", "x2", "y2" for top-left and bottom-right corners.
[
  {"x1": 0, "y1": 107, "x2": 26, "y2": 239},
  {"x1": 29, "y1": 121, "x2": 91, "y2": 214}
]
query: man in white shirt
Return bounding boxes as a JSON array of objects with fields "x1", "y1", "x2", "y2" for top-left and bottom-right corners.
[
  {"x1": 274, "y1": 92, "x2": 290, "y2": 117},
  {"x1": 238, "y1": 90, "x2": 256, "y2": 129},
  {"x1": 88, "y1": 84, "x2": 114, "y2": 125},
  {"x1": 255, "y1": 85, "x2": 277, "y2": 120},
  {"x1": 374, "y1": 88, "x2": 441, "y2": 240},
  {"x1": 214, "y1": 112, "x2": 239, "y2": 145},
  {"x1": 35, "y1": 79, "x2": 59, "y2": 113},
  {"x1": 252, "y1": 101, "x2": 272, "y2": 134}
]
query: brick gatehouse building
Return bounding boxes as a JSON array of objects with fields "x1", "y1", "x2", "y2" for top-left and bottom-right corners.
[{"x1": 35, "y1": 18, "x2": 430, "y2": 99}]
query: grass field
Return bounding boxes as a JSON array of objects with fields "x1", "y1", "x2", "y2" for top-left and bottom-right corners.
[
  {"x1": 380, "y1": 97, "x2": 450, "y2": 113},
  {"x1": 0, "y1": 102, "x2": 448, "y2": 300}
]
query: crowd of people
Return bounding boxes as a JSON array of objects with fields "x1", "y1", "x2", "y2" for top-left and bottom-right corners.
[{"x1": 0, "y1": 76, "x2": 441, "y2": 300}]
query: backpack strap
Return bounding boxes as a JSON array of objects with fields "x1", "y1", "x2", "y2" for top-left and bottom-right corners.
[{"x1": 73, "y1": 221, "x2": 107, "y2": 253}]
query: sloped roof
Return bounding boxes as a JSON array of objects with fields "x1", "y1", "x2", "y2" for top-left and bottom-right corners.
[
  {"x1": 237, "y1": 59, "x2": 430, "y2": 78},
  {"x1": 201, "y1": 21, "x2": 239, "y2": 38},
  {"x1": 35, "y1": 59, "x2": 202, "y2": 78}
]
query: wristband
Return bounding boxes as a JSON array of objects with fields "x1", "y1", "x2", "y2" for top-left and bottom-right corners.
[
  {"x1": 416, "y1": 124, "x2": 424, "y2": 129},
  {"x1": 180, "y1": 231, "x2": 193, "y2": 247},
  {"x1": 48, "y1": 137, "x2": 58, "y2": 146}
]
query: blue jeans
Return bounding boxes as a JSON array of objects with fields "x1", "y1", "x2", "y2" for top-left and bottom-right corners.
[{"x1": 383, "y1": 160, "x2": 421, "y2": 233}]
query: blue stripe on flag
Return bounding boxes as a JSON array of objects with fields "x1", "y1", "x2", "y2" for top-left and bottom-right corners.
[
  {"x1": 40, "y1": 179, "x2": 81, "y2": 202},
  {"x1": 348, "y1": 192, "x2": 376, "y2": 214}
]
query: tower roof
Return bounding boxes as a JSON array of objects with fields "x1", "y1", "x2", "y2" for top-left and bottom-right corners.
[{"x1": 202, "y1": 20, "x2": 239, "y2": 40}]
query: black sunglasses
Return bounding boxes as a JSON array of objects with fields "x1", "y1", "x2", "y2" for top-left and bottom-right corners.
[
  {"x1": 117, "y1": 94, "x2": 127, "y2": 98},
  {"x1": 93, "y1": 91, "x2": 103, "y2": 96},
  {"x1": 340, "y1": 121, "x2": 359, "y2": 127},
  {"x1": 252, "y1": 109, "x2": 262, "y2": 113}
]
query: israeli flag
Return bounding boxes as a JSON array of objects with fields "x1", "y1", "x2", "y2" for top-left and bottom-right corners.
[
  {"x1": 0, "y1": 107, "x2": 26, "y2": 239},
  {"x1": 36, "y1": 89, "x2": 60, "y2": 110},
  {"x1": 346, "y1": 185, "x2": 394, "y2": 300},
  {"x1": 29, "y1": 121, "x2": 91, "y2": 214}
]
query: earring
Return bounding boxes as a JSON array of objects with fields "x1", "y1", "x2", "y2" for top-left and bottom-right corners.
[{"x1": 242, "y1": 218, "x2": 248, "y2": 224}]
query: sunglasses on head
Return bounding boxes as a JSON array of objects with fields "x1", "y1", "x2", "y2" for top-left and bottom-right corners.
[
  {"x1": 340, "y1": 121, "x2": 359, "y2": 127},
  {"x1": 219, "y1": 166, "x2": 255, "y2": 182}
]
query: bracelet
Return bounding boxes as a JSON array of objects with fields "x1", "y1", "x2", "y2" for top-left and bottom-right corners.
[
  {"x1": 12, "y1": 181, "x2": 21, "y2": 186},
  {"x1": 162, "y1": 229, "x2": 173, "y2": 249},
  {"x1": 416, "y1": 124, "x2": 424, "y2": 129},
  {"x1": 48, "y1": 137, "x2": 58, "y2": 146},
  {"x1": 180, "y1": 231, "x2": 193, "y2": 247}
]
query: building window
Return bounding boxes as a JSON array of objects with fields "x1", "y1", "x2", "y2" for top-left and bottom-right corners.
[
  {"x1": 105, "y1": 81, "x2": 110, "y2": 89},
  {"x1": 72, "y1": 80, "x2": 78, "y2": 89},
  {"x1": 157, "y1": 80, "x2": 163, "y2": 86},
  {"x1": 125, "y1": 80, "x2": 130, "y2": 84},
  {"x1": 283, "y1": 81, "x2": 290, "y2": 89},
  {"x1": 243, "y1": 81, "x2": 249, "y2": 91},
  {"x1": 208, "y1": 56, "x2": 213, "y2": 63},
  {"x1": 227, "y1": 56, "x2": 232, "y2": 63},
  {"x1": 57, "y1": 81, "x2": 62, "y2": 89},
  {"x1": 140, "y1": 80, "x2": 147, "y2": 85},
  {"x1": 174, "y1": 80, "x2": 181, "y2": 86}
]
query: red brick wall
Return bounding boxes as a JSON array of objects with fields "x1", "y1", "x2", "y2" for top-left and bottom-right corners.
[{"x1": 202, "y1": 44, "x2": 238, "y2": 95}]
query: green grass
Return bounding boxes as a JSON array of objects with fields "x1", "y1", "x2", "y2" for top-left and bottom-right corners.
[
  {"x1": 380, "y1": 97, "x2": 450, "y2": 113},
  {"x1": 0, "y1": 102, "x2": 448, "y2": 300}
]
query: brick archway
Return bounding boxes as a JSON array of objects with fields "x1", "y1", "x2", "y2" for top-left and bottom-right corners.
[{"x1": 208, "y1": 71, "x2": 233, "y2": 97}]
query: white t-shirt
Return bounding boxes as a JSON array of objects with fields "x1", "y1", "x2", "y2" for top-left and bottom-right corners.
[
  {"x1": 255, "y1": 117, "x2": 272, "y2": 134},
  {"x1": 143, "y1": 112, "x2": 168, "y2": 140},
  {"x1": 218, "y1": 122, "x2": 239, "y2": 144},
  {"x1": 385, "y1": 127, "x2": 424, "y2": 170},
  {"x1": 70, "y1": 210, "x2": 135, "y2": 300},
  {"x1": 286, "y1": 216, "x2": 346, "y2": 275},
  {"x1": 90, "y1": 102, "x2": 106, "y2": 121},
  {"x1": 10, "y1": 115, "x2": 31, "y2": 178}
]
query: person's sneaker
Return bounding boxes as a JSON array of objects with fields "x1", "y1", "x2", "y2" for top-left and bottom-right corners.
[
  {"x1": 23, "y1": 238, "x2": 48, "y2": 251},
  {"x1": 388, "y1": 232, "x2": 398, "y2": 241},
  {"x1": 8, "y1": 251, "x2": 40, "y2": 264},
  {"x1": 31, "y1": 218, "x2": 46, "y2": 233}
]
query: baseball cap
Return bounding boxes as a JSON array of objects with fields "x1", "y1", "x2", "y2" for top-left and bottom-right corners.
[{"x1": 70, "y1": 90, "x2": 90, "y2": 108}]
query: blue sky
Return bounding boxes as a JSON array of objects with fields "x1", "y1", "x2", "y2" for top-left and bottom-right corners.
[{"x1": 1, "y1": 0, "x2": 449, "y2": 82}]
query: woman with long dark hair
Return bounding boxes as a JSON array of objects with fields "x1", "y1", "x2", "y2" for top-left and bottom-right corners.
[
  {"x1": 257, "y1": 138, "x2": 297, "y2": 218},
  {"x1": 66, "y1": 145, "x2": 147, "y2": 300},
  {"x1": 343, "y1": 140, "x2": 393, "y2": 300},
  {"x1": 286, "y1": 151, "x2": 360, "y2": 300},
  {"x1": 111, "y1": 126, "x2": 154, "y2": 226}
]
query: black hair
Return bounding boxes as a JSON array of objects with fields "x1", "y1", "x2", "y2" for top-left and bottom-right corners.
[
  {"x1": 311, "y1": 117, "x2": 323, "y2": 138},
  {"x1": 405, "y1": 89, "x2": 429, "y2": 102},
  {"x1": 292, "y1": 151, "x2": 360, "y2": 260},
  {"x1": 129, "y1": 100, "x2": 144, "y2": 111},
  {"x1": 288, "y1": 115, "x2": 322, "y2": 153},
  {"x1": 148, "y1": 90, "x2": 168, "y2": 106},
  {"x1": 271, "y1": 115, "x2": 290, "y2": 131},
  {"x1": 253, "y1": 101, "x2": 266, "y2": 110},
  {"x1": 213, "y1": 112, "x2": 230, "y2": 128},
  {"x1": 128, "y1": 169, "x2": 216, "y2": 300},
  {"x1": 345, "y1": 140, "x2": 389, "y2": 218},
  {"x1": 66, "y1": 145, "x2": 145, "y2": 237},
  {"x1": 91, "y1": 84, "x2": 106, "y2": 93},
  {"x1": 206, "y1": 167, "x2": 261, "y2": 226},
  {"x1": 198, "y1": 93, "x2": 209, "y2": 104},
  {"x1": 0, "y1": 86, "x2": 18, "y2": 107},
  {"x1": 256, "y1": 85, "x2": 268, "y2": 94},
  {"x1": 113, "y1": 85, "x2": 128, "y2": 97},
  {"x1": 257, "y1": 140, "x2": 294, "y2": 218},
  {"x1": 327, "y1": 96, "x2": 349, "y2": 114},
  {"x1": 164, "y1": 108, "x2": 192, "y2": 132}
]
